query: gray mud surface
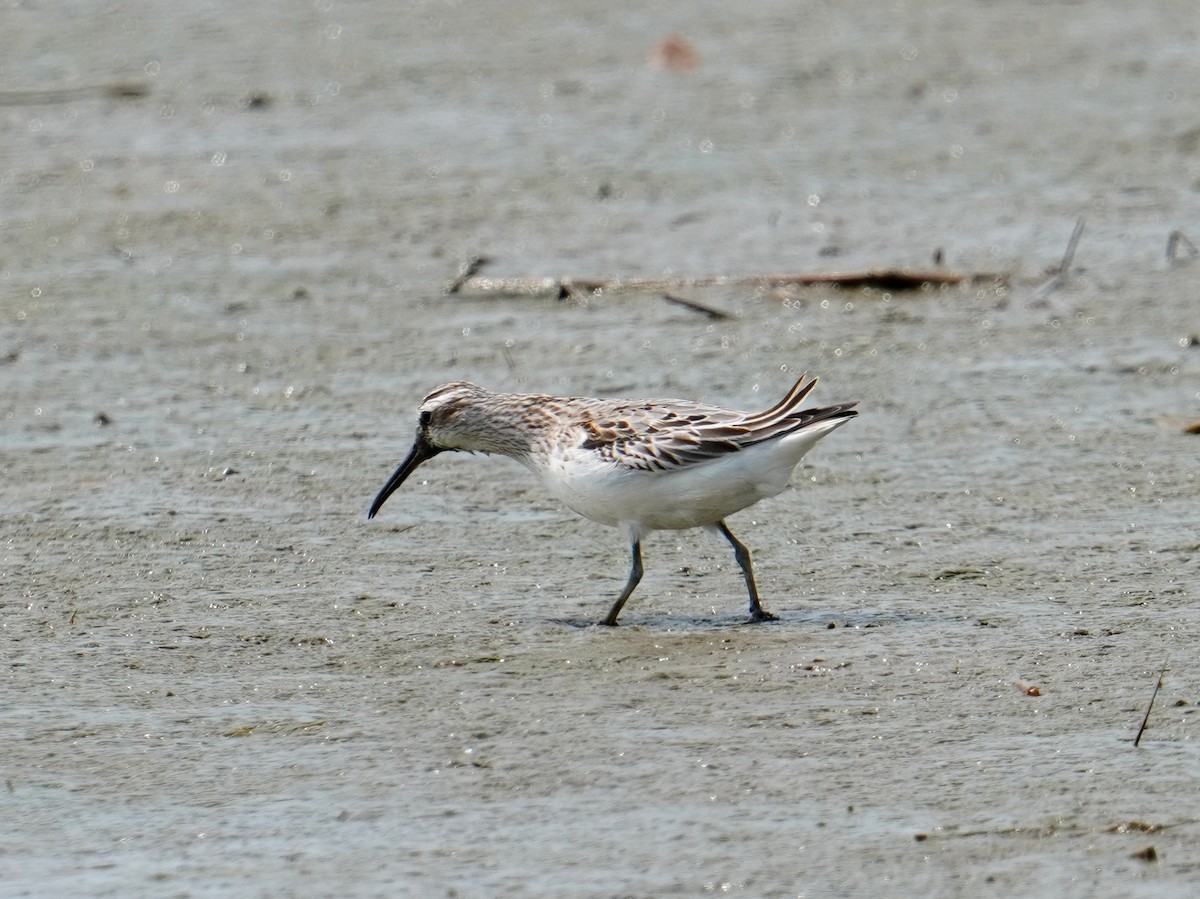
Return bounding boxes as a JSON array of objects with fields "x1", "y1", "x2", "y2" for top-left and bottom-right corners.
[{"x1": 4, "y1": 2, "x2": 1200, "y2": 896}]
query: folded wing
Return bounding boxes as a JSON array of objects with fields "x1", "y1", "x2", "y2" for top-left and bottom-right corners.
[{"x1": 578, "y1": 375, "x2": 858, "y2": 472}]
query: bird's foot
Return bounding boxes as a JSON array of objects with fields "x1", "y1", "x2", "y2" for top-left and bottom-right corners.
[{"x1": 748, "y1": 608, "x2": 779, "y2": 623}]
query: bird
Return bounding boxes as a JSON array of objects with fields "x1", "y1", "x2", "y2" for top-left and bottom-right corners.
[{"x1": 367, "y1": 374, "x2": 857, "y2": 626}]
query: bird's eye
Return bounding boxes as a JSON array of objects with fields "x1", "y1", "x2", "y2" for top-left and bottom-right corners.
[{"x1": 419, "y1": 410, "x2": 432, "y2": 429}]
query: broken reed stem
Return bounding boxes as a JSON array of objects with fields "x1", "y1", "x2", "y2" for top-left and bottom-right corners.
[
  {"x1": 1167, "y1": 230, "x2": 1198, "y2": 263},
  {"x1": 454, "y1": 268, "x2": 1005, "y2": 297},
  {"x1": 1059, "y1": 216, "x2": 1086, "y2": 274},
  {"x1": 1035, "y1": 216, "x2": 1086, "y2": 298},
  {"x1": 0, "y1": 83, "x2": 150, "y2": 105},
  {"x1": 661, "y1": 292, "x2": 731, "y2": 320},
  {"x1": 1133, "y1": 659, "x2": 1169, "y2": 748},
  {"x1": 445, "y1": 255, "x2": 492, "y2": 294}
]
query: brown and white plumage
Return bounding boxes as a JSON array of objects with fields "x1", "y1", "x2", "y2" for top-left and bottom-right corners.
[{"x1": 368, "y1": 374, "x2": 857, "y2": 625}]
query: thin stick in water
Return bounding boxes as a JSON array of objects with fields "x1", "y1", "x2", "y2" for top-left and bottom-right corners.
[
  {"x1": 445, "y1": 255, "x2": 491, "y2": 294},
  {"x1": 1035, "y1": 217, "x2": 1085, "y2": 298},
  {"x1": 661, "y1": 292, "x2": 731, "y2": 320},
  {"x1": 1167, "y1": 230, "x2": 1198, "y2": 264},
  {"x1": 1133, "y1": 659, "x2": 1169, "y2": 748},
  {"x1": 1058, "y1": 216, "x2": 1086, "y2": 274}
]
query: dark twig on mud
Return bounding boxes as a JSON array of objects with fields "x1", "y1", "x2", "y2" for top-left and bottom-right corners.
[
  {"x1": 445, "y1": 255, "x2": 492, "y2": 294},
  {"x1": 455, "y1": 268, "x2": 1006, "y2": 298},
  {"x1": 1058, "y1": 216, "x2": 1086, "y2": 273},
  {"x1": 1166, "y1": 230, "x2": 1198, "y2": 264},
  {"x1": 0, "y1": 83, "x2": 150, "y2": 105},
  {"x1": 661, "y1": 292, "x2": 731, "y2": 320},
  {"x1": 1134, "y1": 659, "x2": 1169, "y2": 748},
  {"x1": 1035, "y1": 217, "x2": 1086, "y2": 298}
]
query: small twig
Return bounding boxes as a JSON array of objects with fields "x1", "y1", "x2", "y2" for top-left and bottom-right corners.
[
  {"x1": 445, "y1": 255, "x2": 491, "y2": 294},
  {"x1": 556, "y1": 280, "x2": 588, "y2": 305},
  {"x1": 1058, "y1": 216, "x2": 1086, "y2": 273},
  {"x1": 1133, "y1": 658, "x2": 1169, "y2": 747},
  {"x1": 0, "y1": 83, "x2": 150, "y2": 105},
  {"x1": 1035, "y1": 217, "x2": 1085, "y2": 298},
  {"x1": 1167, "y1": 230, "x2": 1198, "y2": 264},
  {"x1": 661, "y1": 292, "x2": 731, "y2": 320}
]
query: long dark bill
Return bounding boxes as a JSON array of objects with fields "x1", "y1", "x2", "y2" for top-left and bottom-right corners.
[{"x1": 366, "y1": 438, "x2": 441, "y2": 519}]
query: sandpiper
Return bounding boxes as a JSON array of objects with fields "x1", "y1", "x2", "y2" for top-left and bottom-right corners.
[{"x1": 368, "y1": 375, "x2": 857, "y2": 625}]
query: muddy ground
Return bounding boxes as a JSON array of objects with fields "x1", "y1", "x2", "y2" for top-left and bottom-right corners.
[{"x1": 3, "y1": 1, "x2": 1200, "y2": 896}]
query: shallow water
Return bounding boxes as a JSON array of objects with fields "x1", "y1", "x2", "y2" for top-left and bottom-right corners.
[{"x1": 4, "y1": 1, "x2": 1200, "y2": 896}]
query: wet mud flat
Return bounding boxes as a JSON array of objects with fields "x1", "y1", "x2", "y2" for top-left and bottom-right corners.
[{"x1": 4, "y1": 1, "x2": 1200, "y2": 896}]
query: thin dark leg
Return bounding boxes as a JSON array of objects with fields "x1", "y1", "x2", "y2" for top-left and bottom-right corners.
[
  {"x1": 600, "y1": 541, "x2": 643, "y2": 626},
  {"x1": 717, "y1": 520, "x2": 777, "y2": 622}
]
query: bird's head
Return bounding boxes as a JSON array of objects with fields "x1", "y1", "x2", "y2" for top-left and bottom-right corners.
[{"x1": 366, "y1": 381, "x2": 493, "y2": 519}]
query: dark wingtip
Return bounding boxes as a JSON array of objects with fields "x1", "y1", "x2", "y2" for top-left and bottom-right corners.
[
  {"x1": 797, "y1": 401, "x2": 859, "y2": 430},
  {"x1": 834, "y1": 402, "x2": 860, "y2": 420}
]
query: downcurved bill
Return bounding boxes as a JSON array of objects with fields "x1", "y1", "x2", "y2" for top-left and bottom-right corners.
[{"x1": 366, "y1": 438, "x2": 441, "y2": 519}]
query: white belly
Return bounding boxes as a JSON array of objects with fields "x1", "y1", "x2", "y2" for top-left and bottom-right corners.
[{"x1": 529, "y1": 433, "x2": 830, "y2": 536}]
